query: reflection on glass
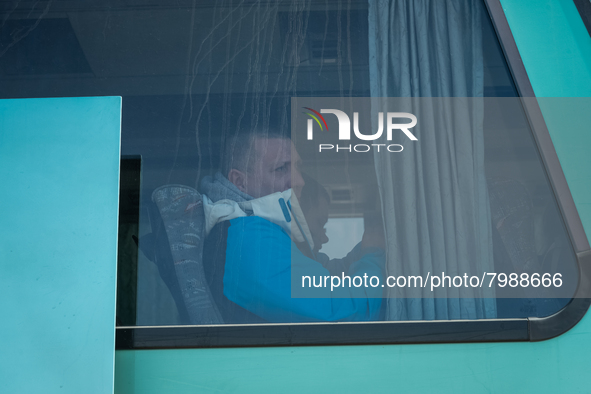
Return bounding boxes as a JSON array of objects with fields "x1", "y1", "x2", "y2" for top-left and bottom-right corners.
[
  {"x1": 320, "y1": 218, "x2": 365, "y2": 260},
  {"x1": 0, "y1": 0, "x2": 578, "y2": 326}
]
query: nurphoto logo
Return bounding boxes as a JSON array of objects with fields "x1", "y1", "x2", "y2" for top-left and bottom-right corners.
[{"x1": 303, "y1": 107, "x2": 418, "y2": 153}]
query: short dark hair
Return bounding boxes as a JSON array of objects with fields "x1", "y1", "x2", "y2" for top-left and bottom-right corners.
[
  {"x1": 299, "y1": 173, "x2": 330, "y2": 213},
  {"x1": 221, "y1": 129, "x2": 289, "y2": 177}
]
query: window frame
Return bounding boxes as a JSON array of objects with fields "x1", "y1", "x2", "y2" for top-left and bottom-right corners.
[{"x1": 115, "y1": 0, "x2": 591, "y2": 350}]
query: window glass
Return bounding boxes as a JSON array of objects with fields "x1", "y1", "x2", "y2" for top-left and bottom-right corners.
[
  {"x1": 574, "y1": 0, "x2": 591, "y2": 38},
  {"x1": 321, "y1": 218, "x2": 365, "y2": 260},
  {"x1": 0, "y1": 0, "x2": 578, "y2": 327}
]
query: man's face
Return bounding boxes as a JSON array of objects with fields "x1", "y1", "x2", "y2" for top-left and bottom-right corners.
[{"x1": 242, "y1": 137, "x2": 305, "y2": 199}]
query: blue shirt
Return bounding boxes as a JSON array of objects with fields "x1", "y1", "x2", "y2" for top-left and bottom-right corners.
[{"x1": 223, "y1": 216, "x2": 385, "y2": 322}]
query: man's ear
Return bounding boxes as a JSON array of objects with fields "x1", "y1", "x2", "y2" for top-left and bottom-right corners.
[{"x1": 227, "y1": 169, "x2": 248, "y2": 193}]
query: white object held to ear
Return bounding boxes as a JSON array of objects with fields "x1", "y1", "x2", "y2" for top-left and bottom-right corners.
[{"x1": 202, "y1": 189, "x2": 315, "y2": 252}]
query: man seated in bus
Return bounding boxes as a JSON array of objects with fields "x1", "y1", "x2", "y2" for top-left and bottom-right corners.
[{"x1": 200, "y1": 129, "x2": 385, "y2": 324}]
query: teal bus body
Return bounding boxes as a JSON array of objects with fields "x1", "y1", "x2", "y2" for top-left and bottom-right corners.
[
  {"x1": 0, "y1": 97, "x2": 122, "y2": 393},
  {"x1": 114, "y1": 0, "x2": 591, "y2": 392},
  {"x1": 0, "y1": 0, "x2": 589, "y2": 392}
]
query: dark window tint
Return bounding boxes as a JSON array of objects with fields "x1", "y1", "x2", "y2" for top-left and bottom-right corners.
[{"x1": 0, "y1": 0, "x2": 578, "y2": 329}]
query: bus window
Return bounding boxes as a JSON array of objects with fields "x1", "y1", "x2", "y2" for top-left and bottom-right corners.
[{"x1": 0, "y1": 0, "x2": 584, "y2": 347}]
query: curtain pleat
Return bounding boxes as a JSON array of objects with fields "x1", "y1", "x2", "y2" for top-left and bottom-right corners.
[{"x1": 368, "y1": 0, "x2": 496, "y2": 320}]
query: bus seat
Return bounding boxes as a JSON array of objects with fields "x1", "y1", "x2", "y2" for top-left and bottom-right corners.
[
  {"x1": 136, "y1": 210, "x2": 190, "y2": 325},
  {"x1": 151, "y1": 185, "x2": 224, "y2": 325},
  {"x1": 487, "y1": 177, "x2": 568, "y2": 317}
]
